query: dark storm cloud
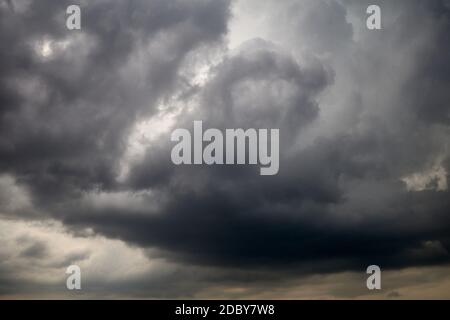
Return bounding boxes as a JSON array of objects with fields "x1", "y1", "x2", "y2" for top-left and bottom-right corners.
[
  {"x1": 127, "y1": 38, "x2": 333, "y2": 188},
  {"x1": 67, "y1": 29, "x2": 450, "y2": 274},
  {"x1": 1, "y1": 0, "x2": 450, "y2": 296},
  {"x1": 0, "y1": 0, "x2": 230, "y2": 207}
]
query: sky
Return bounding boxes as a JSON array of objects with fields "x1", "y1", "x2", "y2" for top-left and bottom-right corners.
[{"x1": 0, "y1": 0, "x2": 450, "y2": 299}]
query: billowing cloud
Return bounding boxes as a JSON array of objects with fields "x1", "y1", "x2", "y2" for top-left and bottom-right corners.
[{"x1": 0, "y1": 0, "x2": 449, "y2": 298}]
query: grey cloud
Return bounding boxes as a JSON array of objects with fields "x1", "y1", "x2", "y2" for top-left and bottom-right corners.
[
  {"x1": 0, "y1": 0, "x2": 230, "y2": 206},
  {"x1": 83, "y1": 1, "x2": 450, "y2": 273},
  {"x1": 19, "y1": 241, "x2": 47, "y2": 259},
  {"x1": 128, "y1": 38, "x2": 333, "y2": 188},
  {"x1": 0, "y1": 0, "x2": 450, "y2": 298}
]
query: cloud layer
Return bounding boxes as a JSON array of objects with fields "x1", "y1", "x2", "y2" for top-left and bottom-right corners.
[{"x1": 0, "y1": 0, "x2": 449, "y2": 298}]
